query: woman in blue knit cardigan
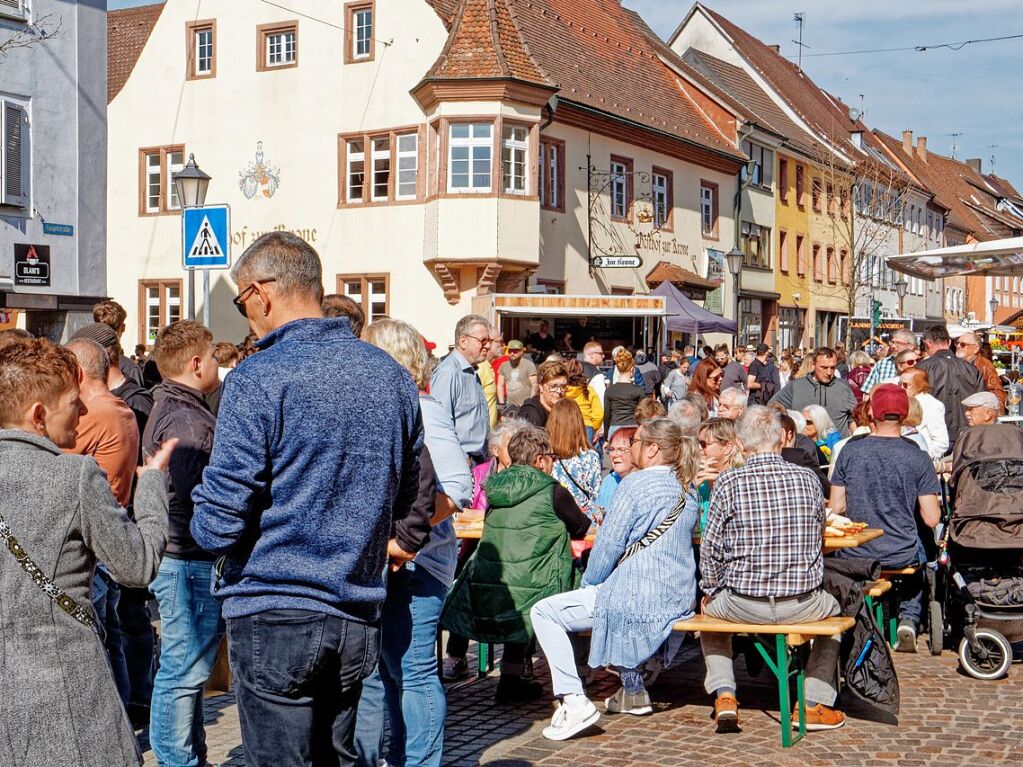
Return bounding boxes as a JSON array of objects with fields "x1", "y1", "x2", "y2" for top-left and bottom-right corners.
[{"x1": 531, "y1": 416, "x2": 700, "y2": 741}]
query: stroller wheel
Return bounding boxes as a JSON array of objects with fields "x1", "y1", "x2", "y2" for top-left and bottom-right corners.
[
  {"x1": 958, "y1": 629, "x2": 1012, "y2": 680},
  {"x1": 928, "y1": 600, "x2": 944, "y2": 656}
]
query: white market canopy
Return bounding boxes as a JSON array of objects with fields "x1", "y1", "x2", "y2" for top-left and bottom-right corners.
[{"x1": 888, "y1": 237, "x2": 1023, "y2": 280}]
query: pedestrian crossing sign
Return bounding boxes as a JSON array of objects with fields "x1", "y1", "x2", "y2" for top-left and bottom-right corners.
[{"x1": 182, "y1": 204, "x2": 231, "y2": 270}]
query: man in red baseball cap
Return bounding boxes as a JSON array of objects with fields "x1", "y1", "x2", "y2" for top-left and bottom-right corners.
[{"x1": 829, "y1": 383, "x2": 942, "y2": 653}]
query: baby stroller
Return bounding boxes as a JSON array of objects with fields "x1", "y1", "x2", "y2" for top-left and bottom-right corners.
[{"x1": 935, "y1": 423, "x2": 1023, "y2": 680}]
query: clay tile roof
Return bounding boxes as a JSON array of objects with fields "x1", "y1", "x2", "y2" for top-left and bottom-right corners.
[
  {"x1": 986, "y1": 174, "x2": 1022, "y2": 200},
  {"x1": 698, "y1": 5, "x2": 857, "y2": 156},
  {"x1": 424, "y1": 0, "x2": 553, "y2": 87},
  {"x1": 502, "y1": 0, "x2": 743, "y2": 160},
  {"x1": 425, "y1": 0, "x2": 461, "y2": 28},
  {"x1": 107, "y1": 3, "x2": 163, "y2": 103},
  {"x1": 645, "y1": 260, "x2": 718, "y2": 290},
  {"x1": 873, "y1": 130, "x2": 1023, "y2": 241},
  {"x1": 680, "y1": 49, "x2": 820, "y2": 157}
]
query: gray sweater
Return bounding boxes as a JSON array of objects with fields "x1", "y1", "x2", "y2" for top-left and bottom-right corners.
[
  {"x1": 770, "y1": 373, "x2": 858, "y2": 436},
  {"x1": 0, "y1": 430, "x2": 168, "y2": 767}
]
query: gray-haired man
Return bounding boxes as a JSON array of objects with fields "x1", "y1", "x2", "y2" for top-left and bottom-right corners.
[
  {"x1": 431, "y1": 314, "x2": 493, "y2": 461},
  {"x1": 699, "y1": 406, "x2": 845, "y2": 734}
]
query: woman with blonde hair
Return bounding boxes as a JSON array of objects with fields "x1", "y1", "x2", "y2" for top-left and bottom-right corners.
[
  {"x1": 695, "y1": 417, "x2": 745, "y2": 531},
  {"x1": 531, "y1": 417, "x2": 701, "y2": 739},
  {"x1": 565, "y1": 358, "x2": 603, "y2": 443},
  {"x1": 358, "y1": 318, "x2": 473, "y2": 767},
  {"x1": 549, "y1": 398, "x2": 603, "y2": 525}
]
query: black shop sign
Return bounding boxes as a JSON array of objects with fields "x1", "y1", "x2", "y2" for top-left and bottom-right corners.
[{"x1": 14, "y1": 244, "x2": 50, "y2": 287}]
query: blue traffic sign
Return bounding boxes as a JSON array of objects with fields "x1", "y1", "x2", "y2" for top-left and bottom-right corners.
[{"x1": 182, "y1": 204, "x2": 231, "y2": 270}]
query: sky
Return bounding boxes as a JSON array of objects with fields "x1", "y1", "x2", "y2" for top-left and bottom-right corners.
[{"x1": 108, "y1": 0, "x2": 1023, "y2": 186}]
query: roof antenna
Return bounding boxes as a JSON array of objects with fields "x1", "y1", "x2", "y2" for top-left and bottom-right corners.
[
  {"x1": 792, "y1": 13, "x2": 809, "y2": 72},
  {"x1": 948, "y1": 132, "x2": 963, "y2": 159},
  {"x1": 988, "y1": 144, "x2": 999, "y2": 174}
]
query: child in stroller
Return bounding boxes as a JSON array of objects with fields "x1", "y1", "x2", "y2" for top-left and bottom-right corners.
[{"x1": 937, "y1": 422, "x2": 1023, "y2": 679}]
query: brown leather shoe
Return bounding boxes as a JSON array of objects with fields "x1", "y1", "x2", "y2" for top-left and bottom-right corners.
[
  {"x1": 794, "y1": 703, "x2": 846, "y2": 731},
  {"x1": 714, "y1": 692, "x2": 740, "y2": 733}
]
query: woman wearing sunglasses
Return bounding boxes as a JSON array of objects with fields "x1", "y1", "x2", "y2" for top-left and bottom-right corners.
[{"x1": 688, "y1": 358, "x2": 724, "y2": 416}]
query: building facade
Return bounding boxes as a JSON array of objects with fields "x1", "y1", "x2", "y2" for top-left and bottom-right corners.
[
  {"x1": 0, "y1": 0, "x2": 108, "y2": 338},
  {"x1": 107, "y1": 0, "x2": 744, "y2": 351}
]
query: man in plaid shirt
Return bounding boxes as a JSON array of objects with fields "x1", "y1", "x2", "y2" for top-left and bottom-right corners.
[
  {"x1": 860, "y1": 329, "x2": 918, "y2": 395},
  {"x1": 699, "y1": 406, "x2": 846, "y2": 734}
]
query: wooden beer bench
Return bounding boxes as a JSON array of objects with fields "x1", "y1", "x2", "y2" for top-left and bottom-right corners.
[{"x1": 671, "y1": 614, "x2": 855, "y2": 748}]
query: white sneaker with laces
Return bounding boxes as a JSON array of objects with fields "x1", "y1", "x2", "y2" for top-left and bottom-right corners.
[{"x1": 542, "y1": 697, "x2": 600, "y2": 741}]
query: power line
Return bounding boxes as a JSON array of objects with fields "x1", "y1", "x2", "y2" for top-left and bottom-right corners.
[
  {"x1": 799, "y1": 31, "x2": 1023, "y2": 58},
  {"x1": 259, "y1": 0, "x2": 392, "y2": 47}
]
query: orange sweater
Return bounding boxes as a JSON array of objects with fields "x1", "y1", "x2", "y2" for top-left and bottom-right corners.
[{"x1": 67, "y1": 389, "x2": 140, "y2": 507}]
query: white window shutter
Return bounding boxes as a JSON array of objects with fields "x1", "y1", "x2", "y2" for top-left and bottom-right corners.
[{"x1": 1, "y1": 100, "x2": 29, "y2": 208}]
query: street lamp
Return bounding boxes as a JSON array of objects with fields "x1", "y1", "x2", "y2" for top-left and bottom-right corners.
[
  {"x1": 173, "y1": 153, "x2": 211, "y2": 209},
  {"x1": 894, "y1": 277, "x2": 908, "y2": 319},
  {"x1": 725, "y1": 247, "x2": 743, "y2": 347},
  {"x1": 172, "y1": 154, "x2": 212, "y2": 322},
  {"x1": 990, "y1": 297, "x2": 1000, "y2": 324}
]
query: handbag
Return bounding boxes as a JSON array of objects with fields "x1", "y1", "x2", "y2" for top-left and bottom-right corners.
[
  {"x1": 616, "y1": 490, "x2": 688, "y2": 567},
  {"x1": 0, "y1": 511, "x2": 99, "y2": 634}
]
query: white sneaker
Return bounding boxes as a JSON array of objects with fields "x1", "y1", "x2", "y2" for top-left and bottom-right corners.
[{"x1": 542, "y1": 697, "x2": 600, "y2": 741}]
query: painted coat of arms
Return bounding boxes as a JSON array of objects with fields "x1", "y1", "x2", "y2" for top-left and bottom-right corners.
[{"x1": 238, "y1": 141, "x2": 280, "y2": 199}]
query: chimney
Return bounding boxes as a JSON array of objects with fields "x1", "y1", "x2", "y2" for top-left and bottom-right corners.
[
  {"x1": 916, "y1": 136, "x2": 927, "y2": 163},
  {"x1": 966, "y1": 158, "x2": 983, "y2": 174},
  {"x1": 902, "y1": 130, "x2": 913, "y2": 155},
  {"x1": 768, "y1": 44, "x2": 781, "y2": 53}
]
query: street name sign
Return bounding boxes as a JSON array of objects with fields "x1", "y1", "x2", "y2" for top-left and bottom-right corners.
[
  {"x1": 592, "y1": 255, "x2": 643, "y2": 268},
  {"x1": 182, "y1": 205, "x2": 231, "y2": 270}
]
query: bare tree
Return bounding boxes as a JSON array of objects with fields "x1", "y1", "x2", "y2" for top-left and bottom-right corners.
[
  {"x1": 805, "y1": 141, "x2": 907, "y2": 346},
  {"x1": 0, "y1": 14, "x2": 61, "y2": 58}
]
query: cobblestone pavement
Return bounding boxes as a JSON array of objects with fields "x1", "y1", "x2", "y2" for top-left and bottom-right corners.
[{"x1": 141, "y1": 638, "x2": 1023, "y2": 766}]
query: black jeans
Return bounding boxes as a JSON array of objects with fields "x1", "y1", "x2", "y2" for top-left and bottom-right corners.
[{"x1": 227, "y1": 609, "x2": 380, "y2": 767}]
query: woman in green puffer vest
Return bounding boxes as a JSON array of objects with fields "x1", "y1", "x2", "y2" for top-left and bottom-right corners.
[{"x1": 442, "y1": 426, "x2": 591, "y2": 704}]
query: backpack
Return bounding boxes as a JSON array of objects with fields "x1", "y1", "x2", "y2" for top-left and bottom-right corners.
[{"x1": 755, "y1": 361, "x2": 779, "y2": 404}]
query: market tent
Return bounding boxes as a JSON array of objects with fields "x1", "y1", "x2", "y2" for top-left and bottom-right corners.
[
  {"x1": 652, "y1": 281, "x2": 736, "y2": 336},
  {"x1": 888, "y1": 237, "x2": 1023, "y2": 279}
]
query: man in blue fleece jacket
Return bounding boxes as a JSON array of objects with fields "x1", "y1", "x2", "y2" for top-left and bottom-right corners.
[{"x1": 191, "y1": 232, "x2": 423, "y2": 767}]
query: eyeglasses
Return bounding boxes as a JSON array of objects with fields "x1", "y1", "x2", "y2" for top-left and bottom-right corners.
[
  {"x1": 900, "y1": 381, "x2": 912, "y2": 389},
  {"x1": 900, "y1": 358, "x2": 919, "y2": 367},
  {"x1": 545, "y1": 383, "x2": 568, "y2": 393},
  {"x1": 463, "y1": 334, "x2": 491, "y2": 347},
  {"x1": 709, "y1": 373, "x2": 723, "y2": 381},
  {"x1": 607, "y1": 446, "x2": 631, "y2": 454},
  {"x1": 698, "y1": 439, "x2": 719, "y2": 449},
  {"x1": 233, "y1": 278, "x2": 277, "y2": 317},
  {"x1": 956, "y1": 341, "x2": 977, "y2": 348}
]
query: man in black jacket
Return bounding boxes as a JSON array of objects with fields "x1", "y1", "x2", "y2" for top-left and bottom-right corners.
[
  {"x1": 918, "y1": 325, "x2": 984, "y2": 445},
  {"x1": 143, "y1": 321, "x2": 225, "y2": 767}
]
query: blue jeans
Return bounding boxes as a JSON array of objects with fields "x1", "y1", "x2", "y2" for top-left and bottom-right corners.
[
  {"x1": 149, "y1": 558, "x2": 225, "y2": 767},
  {"x1": 92, "y1": 568, "x2": 130, "y2": 706},
  {"x1": 887, "y1": 540, "x2": 928, "y2": 627},
  {"x1": 355, "y1": 566, "x2": 447, "y2": 767},
  {"x1": 228, "y1": 609, "x2": 380, "y2": 767}
]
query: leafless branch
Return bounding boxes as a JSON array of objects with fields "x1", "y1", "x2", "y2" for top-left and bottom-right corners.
[{"x1": 0, "y1": 13, "x2": 62, "y2": 58}]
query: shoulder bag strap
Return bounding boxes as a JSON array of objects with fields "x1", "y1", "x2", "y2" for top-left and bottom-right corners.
[
  {"x1": 0, "y1": 511, "x2": 99, "y2": 634},
  {"x1": 616, "y1": 490, "x2": 688, "y2": 567},
  {"x1": 557, "y1": 457, "x2": 595, "y2": 502}
]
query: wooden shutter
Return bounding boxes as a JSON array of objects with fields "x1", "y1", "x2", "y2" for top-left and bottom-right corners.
[{"x1": 2, "y1": 101, "x2": 29, "y2": 208}]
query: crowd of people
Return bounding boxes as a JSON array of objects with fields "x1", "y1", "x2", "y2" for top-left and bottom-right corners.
[{"x1": 0, "y1": 230, "x2": 1013, "y2": 766}]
